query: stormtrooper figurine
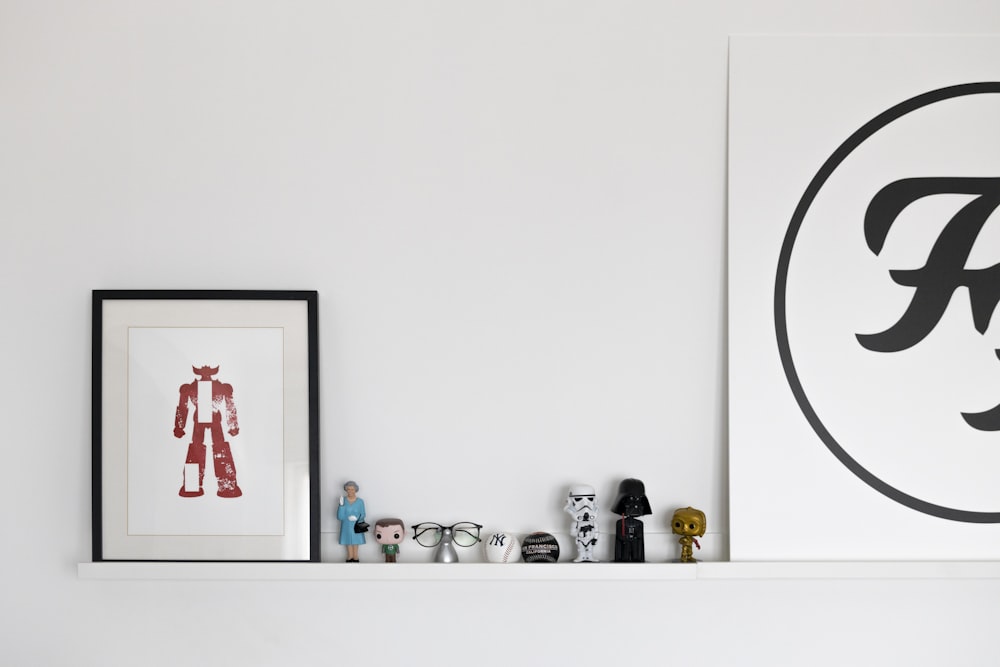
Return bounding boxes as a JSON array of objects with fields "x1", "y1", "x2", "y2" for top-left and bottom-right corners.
[
  {"x1": 564, "y1": 484, "x2": 599, "y2": 562},
  {"x1": 173, "y1": 364, "x2": 242, "y2": 498}
]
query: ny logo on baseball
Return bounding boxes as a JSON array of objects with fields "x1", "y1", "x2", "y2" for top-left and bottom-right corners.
[
  {"x1": 483, "y1": 531, "x2": 520, "y2": 563},
  {"x1": 776, "y1": 82, "x2": 1000, "y2": 522}
]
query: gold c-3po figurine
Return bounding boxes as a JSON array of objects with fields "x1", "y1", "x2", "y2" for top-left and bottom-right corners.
[{"x1": 671, "y1": 507, "x2": 706, "y2": 563}]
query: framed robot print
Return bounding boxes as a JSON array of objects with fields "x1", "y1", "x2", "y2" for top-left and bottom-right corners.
[
  {"x1": 92, "y1": 290, "x2": 320, "y2": 561},
  {"x1": 729, "y1": 35, "x2": 1000, "y2": 560}
]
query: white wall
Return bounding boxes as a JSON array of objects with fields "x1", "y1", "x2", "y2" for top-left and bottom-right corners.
[{"x1": 3, "y1": 1, "x2": 999, "y2": 664}]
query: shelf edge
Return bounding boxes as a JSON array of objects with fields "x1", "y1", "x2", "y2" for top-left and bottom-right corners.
[{"x1": 77, "y1": 560, "x2": 1000, "y2": 581}]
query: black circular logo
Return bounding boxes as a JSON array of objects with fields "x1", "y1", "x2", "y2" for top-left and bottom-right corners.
[{"x1": 776, "y1": 82, "x2": 1000, "y2": 523}]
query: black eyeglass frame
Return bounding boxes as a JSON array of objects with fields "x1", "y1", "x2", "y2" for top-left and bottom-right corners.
[{"x1": 410, "y1": 521, "x2": 483, "y2": 548}]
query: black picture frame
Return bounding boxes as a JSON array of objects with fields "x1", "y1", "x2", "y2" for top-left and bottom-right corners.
[{"x1": 92, "y1": 290, "x2": 320, "y2": 561}]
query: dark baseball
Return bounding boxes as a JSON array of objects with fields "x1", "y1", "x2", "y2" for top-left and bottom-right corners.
[{"x1": 520, "y1": 532, "x2": 560, "y2": 563}]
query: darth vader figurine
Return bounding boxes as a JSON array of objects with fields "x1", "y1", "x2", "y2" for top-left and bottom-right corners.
[{"x1": 611, "y1": 478, "x2": 652, "y2": 562}]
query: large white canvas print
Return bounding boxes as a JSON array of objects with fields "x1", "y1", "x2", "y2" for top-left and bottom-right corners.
[{"x1": 729, "y1": 36, "x2": 1000, "y2": 560}]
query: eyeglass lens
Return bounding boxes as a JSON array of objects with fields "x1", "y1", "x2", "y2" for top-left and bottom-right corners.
[
  {"x1": 413, "y1": 524, "x2": 443, "y2": 547},
  {"x1": 451, "y1": 522, "x2": 481, "y2": 547}
]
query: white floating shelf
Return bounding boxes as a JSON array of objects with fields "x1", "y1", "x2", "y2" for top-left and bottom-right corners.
[
  {"x1": 77, "y1": 562, "x2": 696, "y2": 581},
  {"x1": 696, "y1": 560, "x2": 1000, "y2": 579},
  {"x1": 77, "y1": 560, "x2": 1000, "y2": 581}
]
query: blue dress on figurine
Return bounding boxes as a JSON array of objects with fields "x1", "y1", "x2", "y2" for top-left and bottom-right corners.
[{"x1": 338, "y1": 497, "x2": 366, "y2": 546}]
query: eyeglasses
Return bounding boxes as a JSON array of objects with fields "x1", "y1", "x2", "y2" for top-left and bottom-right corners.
[{"x1": 411, "y1": 522, "x2": 483, "y2": 548}]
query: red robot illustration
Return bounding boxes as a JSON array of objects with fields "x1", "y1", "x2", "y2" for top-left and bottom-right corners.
[{"x1": 173, "y1": 365, "x2": 242, "y2": 498}]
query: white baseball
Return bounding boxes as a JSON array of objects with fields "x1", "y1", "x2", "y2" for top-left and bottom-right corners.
[{"x1": 483, "y1": 531, "x2": 520, "y2": 563}]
